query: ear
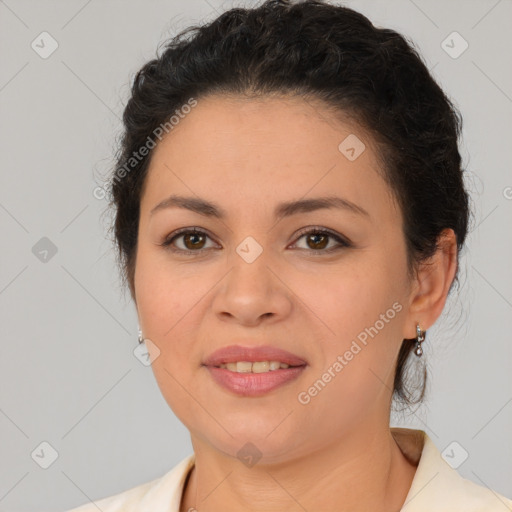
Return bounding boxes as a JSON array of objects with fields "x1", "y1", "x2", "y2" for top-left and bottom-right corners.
[{"x1": 402, "y1": 228, "x2": 458, "y2": 339}]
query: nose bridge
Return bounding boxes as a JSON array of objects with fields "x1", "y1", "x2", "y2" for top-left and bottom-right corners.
[
  {"x1": 212, "y1": 232, "x2": 292, "y2": 323},
  {"x1": 229, "y1": 233, "x2": 274, "y2": 294}
]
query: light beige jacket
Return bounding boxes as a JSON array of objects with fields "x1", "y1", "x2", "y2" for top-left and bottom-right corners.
[{"x1": 66, "y1": 428, "x2": 512, "y2": 511}]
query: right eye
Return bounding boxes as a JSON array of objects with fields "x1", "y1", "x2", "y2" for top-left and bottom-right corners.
[{"x1": 159, "y1": 227, "x2": 218, "y2": 254}]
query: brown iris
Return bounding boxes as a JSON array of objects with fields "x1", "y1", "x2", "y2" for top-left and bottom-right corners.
[
  {"x1": 183, "y1": 231, "x2": 206, "y2": 250},
  {"x1": 306, "y1": 232, "x2": 329, "y2": 250}
]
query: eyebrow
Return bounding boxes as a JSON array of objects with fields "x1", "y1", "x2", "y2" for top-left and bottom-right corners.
[{"x1": 149, "y1": 194, "x2": 370, "y2": 220}]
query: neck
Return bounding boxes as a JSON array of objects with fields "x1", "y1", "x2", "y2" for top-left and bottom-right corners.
[{"x1": 180, "y1": 426, "x2": 418, "y2": 512}]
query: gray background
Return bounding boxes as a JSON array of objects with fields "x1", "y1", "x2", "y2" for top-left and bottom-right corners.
[{"x1": 0, "y1": 0, "x2": 511, "y2": 510}]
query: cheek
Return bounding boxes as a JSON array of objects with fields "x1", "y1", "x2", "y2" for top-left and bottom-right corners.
[
  {"x1": 305, "y1": 262, "x2": 405, "y2": 387},
  {"x1": 135, "y1": 249, "x2": 193, "y2": 335},
  {"x1": 135, "y1": 256, "x2": 200, "y2": 415},
  {"x1": 134, "y1": 251, "x2": 213, "y2": 385},
  {"x1": 302, "y1": 265, "x2": 392, "y2": 340}
]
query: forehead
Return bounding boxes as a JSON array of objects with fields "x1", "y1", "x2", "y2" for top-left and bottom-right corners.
[{"x1": 140, "y1": 94, "x2": 398, "y2": 222}]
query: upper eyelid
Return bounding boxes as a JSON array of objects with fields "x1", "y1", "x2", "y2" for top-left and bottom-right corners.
[
  {"x1": 161, "y1": 227, "x2": 219, "y2": 250},
  {"x1": 294, "y1": 226, "x2": 349, "y2": 241}
]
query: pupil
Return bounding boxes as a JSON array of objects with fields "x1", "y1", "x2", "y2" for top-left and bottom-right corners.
[
  {"x1": 186, "y1": 233, "x2": 204, "y2": 249},
  {"x1": 309, "y1": 233, "x2": 327, "y2": 249}
]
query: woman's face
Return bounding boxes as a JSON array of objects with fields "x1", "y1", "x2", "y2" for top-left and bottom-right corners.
[{"x1": 134, "y1": 94, "x2": 419, "y2": 462}]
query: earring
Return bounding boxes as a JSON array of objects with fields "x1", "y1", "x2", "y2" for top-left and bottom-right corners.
[
  {"x1": 137, "y1": 326, "x2": 144, "y2": 344},
  {"x1": 415, "y1": 324, "x2": 426, "y2": 356}
]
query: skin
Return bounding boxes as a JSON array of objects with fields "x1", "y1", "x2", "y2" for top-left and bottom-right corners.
[{"x1": 133, "y1": 94, "x2": 458, "y2": 512}]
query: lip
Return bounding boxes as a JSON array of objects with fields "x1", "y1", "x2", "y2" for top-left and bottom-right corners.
[
  {"x1": 202, "y1": 344, "x2": 307, "y2": 367},
  {"x1": 206, "y1": 366, "x2": 306, "y2": 397},
  {"x1": 202, "y1": 344, "x2": 307, "y2": 397}
]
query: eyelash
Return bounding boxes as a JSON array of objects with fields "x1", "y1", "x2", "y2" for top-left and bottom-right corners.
[{"x1": 159, "y1": 226, "x2": 352, "y2": 256}]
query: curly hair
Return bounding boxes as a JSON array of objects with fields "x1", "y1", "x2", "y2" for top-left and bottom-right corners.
[{"x1": 106, "y1": 0, "x2": 470, "y2": 410}]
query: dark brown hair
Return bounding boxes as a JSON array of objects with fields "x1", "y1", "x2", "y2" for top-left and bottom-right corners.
[{"x1": 106, "y1": 0, "x2": 470, "y2": 409}]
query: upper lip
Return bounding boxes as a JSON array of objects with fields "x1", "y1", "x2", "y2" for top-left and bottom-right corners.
[{"x1": 203, "y1": 344, "x2": 307, "y2": 367}]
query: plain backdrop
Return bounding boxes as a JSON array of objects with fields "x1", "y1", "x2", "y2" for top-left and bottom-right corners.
[{"x1": 0, "y1": 0, "x2": 511, "y2": 510}]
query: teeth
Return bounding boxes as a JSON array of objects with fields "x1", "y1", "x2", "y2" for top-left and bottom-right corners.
[
  {"x1": 218, "y1": 361, "x2": 292, "y2": 373},
  {"x1": 236, "y1": 361, "x2": 253, "y2": 373},
  {"x1": 252, "y1": 361, "x2": 270, "y2": 373}
]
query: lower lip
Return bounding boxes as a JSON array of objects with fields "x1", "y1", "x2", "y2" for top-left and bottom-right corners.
[{"x1": 205, "y1": 365, "x2": 306, "y2": 397}]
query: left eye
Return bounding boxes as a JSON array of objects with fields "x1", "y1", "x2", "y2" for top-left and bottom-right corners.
[{"x1": 291, "y1": 227, "x2": 351, "y2": 252}]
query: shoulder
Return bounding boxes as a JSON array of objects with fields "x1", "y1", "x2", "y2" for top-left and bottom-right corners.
[
  {"x1": 65, "y1": 478, "x2": 158, "y2": 512},
  {"x1": 451, "y1": 476, "x2": 512, "y2": 510},
  {"x1": 64, "y1": 454, "x2": 195, "y2": 512},
  {"x1": 415, "y1": 470, "x2": 512, "y2": 511},
  {"x1": 394, "y1": 428, "x2": 512, "y2": 511}
]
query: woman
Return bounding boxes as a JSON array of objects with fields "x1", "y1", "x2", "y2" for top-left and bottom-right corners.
[{"x1": 68, "y1": 0, "x2": 512, "y2": 510}]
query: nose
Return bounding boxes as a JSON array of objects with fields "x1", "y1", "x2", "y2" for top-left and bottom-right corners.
[{"x1": 211, "y1": 248, "x2": 293, "y2": 327}]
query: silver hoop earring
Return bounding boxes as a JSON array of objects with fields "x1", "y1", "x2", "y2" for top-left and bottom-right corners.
[
  {"x1": 415, "y1": 324, "x2": 426, "y2": 357},
  {"x1": 137, "y1": 326, "x2": 144, "y2": 344}
]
